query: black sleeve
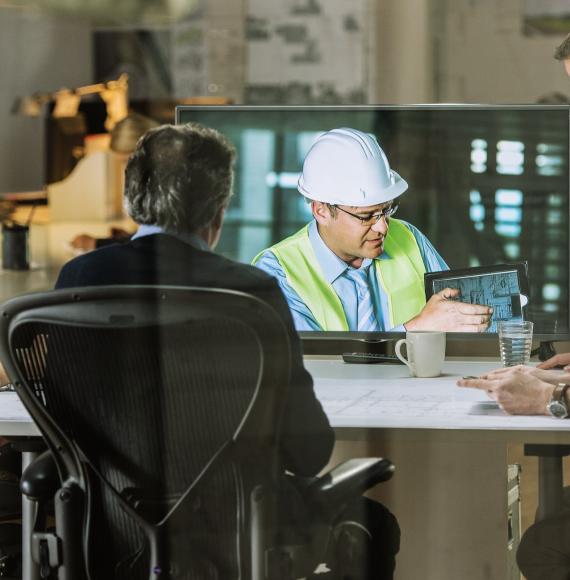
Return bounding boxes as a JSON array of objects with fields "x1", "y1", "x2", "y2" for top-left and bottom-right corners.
[{"x1": 260, "y1": 278, "x2": 335, "y2": 476}]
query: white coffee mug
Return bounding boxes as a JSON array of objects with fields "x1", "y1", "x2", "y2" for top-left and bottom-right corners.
[{"x1": 395, "y1": 331, "x2": 446, "y2": 378}]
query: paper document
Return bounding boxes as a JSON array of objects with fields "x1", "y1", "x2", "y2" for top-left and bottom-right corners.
[
  {"x1": 0, "y1": 393, "x2": 32, "y2": 421},
  {"x1": 315, "y1": 379, "x2": 497, "y2": 419},
  {"x1": 313, "y1": 373, "x2": 569, "y2": 431}
]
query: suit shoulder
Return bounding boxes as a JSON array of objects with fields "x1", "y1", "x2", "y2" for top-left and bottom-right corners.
[{"x1": 56, "y1": 242, "x2": 133, "y2": 288}]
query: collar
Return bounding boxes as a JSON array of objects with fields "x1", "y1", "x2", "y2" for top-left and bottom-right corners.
[
  {"x1": 307, "y1": 220, "x2": 391, "y2": 284},
  {"x1": 132, "y1": 224, "x2": 211, "y2": 252}
]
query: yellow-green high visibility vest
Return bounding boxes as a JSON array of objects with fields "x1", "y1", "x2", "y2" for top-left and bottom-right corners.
[{"x1": 253, "y1": 219, "x2": 427, "y2": 331}]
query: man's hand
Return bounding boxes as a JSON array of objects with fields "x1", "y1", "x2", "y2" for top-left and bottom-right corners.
[
  {"x1": 457, "y1": 367, "x2": 555, "y2": 415},
  {"x1": 478, "y1": 364, "x2": 570, "y2": 386},
  {"x1": 405, "y1": 288, "x2": 492, "y2": 332},
  {"x1": 537, "y1": 352, "x2": 570, "y2": 371}
]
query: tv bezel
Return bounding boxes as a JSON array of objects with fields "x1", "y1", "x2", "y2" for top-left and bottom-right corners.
[{"x1": 175, "y1": 104, "x2": 570, "y2": 343}]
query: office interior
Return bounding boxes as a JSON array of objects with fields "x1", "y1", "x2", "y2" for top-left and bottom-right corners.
[{"x1": 1, "y1": 0, "x2": 570, "y2": 579}]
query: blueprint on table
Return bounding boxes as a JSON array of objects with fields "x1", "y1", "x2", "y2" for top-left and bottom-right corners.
[{"x1": 432, "y1": 270, "x2": 523, "y2": 332}]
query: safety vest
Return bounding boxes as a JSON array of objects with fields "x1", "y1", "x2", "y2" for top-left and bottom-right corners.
[{"x1": 253, "y1": 219, "x2": 427, "y2": 330}]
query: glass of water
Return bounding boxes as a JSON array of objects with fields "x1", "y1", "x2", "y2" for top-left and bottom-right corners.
[{"x1": 498, "y1": 321, "x2": 534, "y2": 367}]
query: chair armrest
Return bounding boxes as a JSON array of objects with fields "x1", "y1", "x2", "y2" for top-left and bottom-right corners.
[
  {"x1": 21, "y1": 451, "x2": 59, "y2": 501},
  {"x1": 307, "y1": 458, "x2": 394, "y2": 515},
  {"x1": 7, "y1": 437, "x2": 47, "y2": 454}
]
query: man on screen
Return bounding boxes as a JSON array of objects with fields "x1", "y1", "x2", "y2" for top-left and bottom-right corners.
[{"x1": 254, "y1": 127, "x2": 493, "y2": 332}]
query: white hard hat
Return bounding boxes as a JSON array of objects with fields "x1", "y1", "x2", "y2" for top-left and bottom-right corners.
[{"x1": 297, "y1": 127, "x2": 408, "y2": 206}]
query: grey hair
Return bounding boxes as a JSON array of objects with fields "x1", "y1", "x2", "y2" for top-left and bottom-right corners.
[
  {"x1": 554, "y1": 33, "x2": 570, "y2": 61},
  {"x1": 124, "y1": 123, "x2": 235, "y2": 233}
]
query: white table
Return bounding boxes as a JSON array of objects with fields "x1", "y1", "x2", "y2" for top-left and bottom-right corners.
[
  {"x1": 5, "y1": 361, "x2": 570, "y2": 580},
  {"x1": 307, "y1": 358, "x2": 570, "y2": 580},
  {"x1": 309, "y1": 359, "x2": 570, "y2": 433}
]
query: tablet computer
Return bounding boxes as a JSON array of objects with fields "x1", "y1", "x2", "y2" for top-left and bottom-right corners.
[{"x1": 424, "y1": 262, "x2": 529, "y2": 333}]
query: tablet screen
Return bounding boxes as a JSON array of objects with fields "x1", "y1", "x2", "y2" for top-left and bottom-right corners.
[{"x1": 425, "y1": 264, "x2": 528, "y2": 333}]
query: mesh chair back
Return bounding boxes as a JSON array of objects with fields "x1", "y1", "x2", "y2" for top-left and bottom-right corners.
[{"x1": 0, "y1": 286, "x2": 291, "y2": 579}]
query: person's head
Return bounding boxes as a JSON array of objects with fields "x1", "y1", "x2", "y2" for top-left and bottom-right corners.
[
  {"x1": 110, "y1": 112, "x2": 159, "y2": 155},
  {"x1": 554, "y1": 33, "x2": 570, "y2": 77},
  {"x1": 124, "y1": 123, "x2": 235, "y2": 246},
  {"x1": 298, "y1": 127, "x2": 406, "y2": 265}
]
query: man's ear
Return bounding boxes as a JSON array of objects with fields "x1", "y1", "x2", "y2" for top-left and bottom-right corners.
[{"x1": 312, "y1": 201, "x2": 331, "y2": 225}]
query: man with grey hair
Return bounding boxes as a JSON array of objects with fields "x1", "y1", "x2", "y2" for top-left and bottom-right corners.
[
  {"x1": 56, "y1": 122, "x2": 334, "y2": 476},
  {"x1": 54, "y1": 122, "x2": 401, "y2": 580}
]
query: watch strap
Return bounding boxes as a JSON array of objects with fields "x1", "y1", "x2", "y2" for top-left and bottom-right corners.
[
  {"x1": 549, "y1": 383, "x2": 570, "y2": 418},
  {"x1": 553, "y1": 383, "x2": 570, "y2": 404}
]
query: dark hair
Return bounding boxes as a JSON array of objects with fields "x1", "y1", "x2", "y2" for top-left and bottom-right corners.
[
  {"x1": 554, "y1": 33, "x2": 570, "y2": 61},
  {"x1": 124, "y1": 123, "x2": 235, "y2": 233},
  {"x1": 325, "y1": 203, "x2": 339, "y2": 218}
]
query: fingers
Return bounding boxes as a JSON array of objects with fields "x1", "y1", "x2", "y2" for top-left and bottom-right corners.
[
  {"x1": 439, "y1": 287, "x2": 460, "y2": 300},
  {"x1": 536, "y1": 359, "x2": 556, "y2": 370},
  {"x1": 537, "y1": 353, "x2": 570, "y2": 370},
  {"x1": 485, "y1": 365, "x2": 526, "y2": 377},
  {"x1": 457, "y1": 378, "x2": 501, "y2": 403},
  {"x1": 457, "y1": 377, "x2": 496, "y2": 391},
  {"x1": 456, "y1": 302, "x2": 493, "y2": 316},
  {"x1": 454, "y1": 323, "x2": 489, "y2": 333},
  {"x1": 461, "y1": 314, "x2": 493, "y2": 326}
]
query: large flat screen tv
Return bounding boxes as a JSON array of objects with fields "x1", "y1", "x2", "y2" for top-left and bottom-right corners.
[{"x1": 176, "y1": 105, "x2": 570, "y2": 342}]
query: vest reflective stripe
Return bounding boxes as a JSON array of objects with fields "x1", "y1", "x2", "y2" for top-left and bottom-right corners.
[{"x1": 253, "y1": 219, "x2": 427, "y2": 330}]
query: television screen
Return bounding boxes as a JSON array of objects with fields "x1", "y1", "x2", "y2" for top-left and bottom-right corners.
[{"x1": 176, "y1": 105, "x2": 570, "y2": 340}]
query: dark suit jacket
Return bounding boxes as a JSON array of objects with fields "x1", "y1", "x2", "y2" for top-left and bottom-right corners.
[{"x1": 56, "y1": 233, "x2": 334, "y2": 476}]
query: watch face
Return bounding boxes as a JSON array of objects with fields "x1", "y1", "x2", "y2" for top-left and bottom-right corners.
[{"x1": 548, "y1": 400, "x2": 569, "y2": 419}]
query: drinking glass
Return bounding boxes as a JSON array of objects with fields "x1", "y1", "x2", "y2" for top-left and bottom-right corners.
[{"x1": 498, "y1": 321, "x2": 533, "y2": 367}]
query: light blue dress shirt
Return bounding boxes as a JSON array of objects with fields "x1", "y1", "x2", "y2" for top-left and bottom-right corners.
[
  {"x1": 255, "y1": 220, "x2": 449, "y2": 332},
  {"x1": 131, "y1": 224, "x2": 210, "y2": 252}
]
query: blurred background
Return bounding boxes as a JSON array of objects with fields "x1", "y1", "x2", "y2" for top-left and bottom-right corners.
[
  {"x1": 1, "y1": 0, "x2": 569, "y2": 195},
  {"x1": 0, "y1": 0, "x2": 569, "y2": 318}
]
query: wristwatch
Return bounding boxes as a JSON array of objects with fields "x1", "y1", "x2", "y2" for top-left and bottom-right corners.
[{"x1": 547, "y1": 383, "x2": 570, "y2": 419}]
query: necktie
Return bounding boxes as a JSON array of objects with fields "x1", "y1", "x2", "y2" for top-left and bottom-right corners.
[{"x1": 346, "y1": 266, "x2": 379, "y2": 331}]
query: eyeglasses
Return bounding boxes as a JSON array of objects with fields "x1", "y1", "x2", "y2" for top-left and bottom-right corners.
[{"x1": 333, "y1": 203, "x2": 399, "y2": 226}]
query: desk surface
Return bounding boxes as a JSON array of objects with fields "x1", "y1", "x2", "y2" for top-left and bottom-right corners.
[
  {"x1": 307, "y1": 359, "x2": 570, "y2": 433},
  {"x1": 0, "y1": 393, "x2": 39, "y2": 436},
  {"x1": 3, "y1": 359, "x2": 570, "y2": 439}
]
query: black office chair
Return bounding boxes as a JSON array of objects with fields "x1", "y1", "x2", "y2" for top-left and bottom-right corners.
[{"x1": 0, "y1": 286, "x2": 394, "y2": 580}]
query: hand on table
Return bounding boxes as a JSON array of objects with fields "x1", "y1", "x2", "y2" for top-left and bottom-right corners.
[
  {"x1": 457, "y1": 367, "x2": 555, "y2": 415},
  {"x1": 478, "y1": 364, "x2": 570, "y2": 386},
  {"x1": 405, "y1": 288, "x2": 492, "y2": 332},
  {"x1": 537, "y1": 352, "x2": 570, "y2": 371}
]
